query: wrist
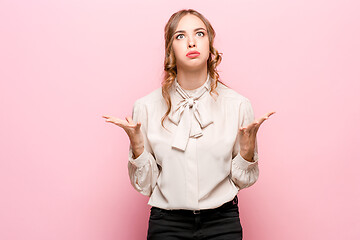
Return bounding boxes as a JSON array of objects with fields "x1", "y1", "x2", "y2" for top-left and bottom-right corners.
[
  {"x1": 240, "y1": 151, "x2": 254, "y2": 162},
  {"x1": 132, "y1": 145, "x2": 144, "y2": 159},
  {"x1": 130, "y1": 138, "x2": 143, "y2": 149}
]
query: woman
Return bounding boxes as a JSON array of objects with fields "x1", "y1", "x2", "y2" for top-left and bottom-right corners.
[{"x1": 103, "y1": 9, "x2": 274, "y2": 240}]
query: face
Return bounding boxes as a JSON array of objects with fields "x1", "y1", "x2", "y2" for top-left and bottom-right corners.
[{"x1": 172, "y1": 14, "x2": 210, "y2": 71}]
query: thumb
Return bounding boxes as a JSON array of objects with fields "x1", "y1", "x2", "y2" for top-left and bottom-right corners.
[{"x1": 135, "y1": 121, "x2": 142, "y2": 130}]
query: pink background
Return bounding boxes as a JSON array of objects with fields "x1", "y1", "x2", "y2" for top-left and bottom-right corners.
[{"x1": 1, "y1": 0, "x2": 359, "y2": 239}]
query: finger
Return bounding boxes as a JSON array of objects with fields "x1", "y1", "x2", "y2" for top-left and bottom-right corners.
[
  {"x1": 104, "y1": 116, "x2": 113, "y2": 122},
  {"x1": 106, "y1": 118, "x2": 127, "y2": 127},
  {"x1": 268, "y1": 111, "x2": 276, "y2": 117},
  {"x1": 257, "y1": 116, "x2": 267, "y2": 126},
  {"x1": 242, "y1": 121, "x2": 258, "y2": 129},
  {"x1": 105, "y1": 117, "x2": 117, "y2": 124},
  {"x1": 238, "y1": 126, "x2": 247, "y2": 136},
  {"x1": 263, "y1": 111, "x2": 276, "y2": 120},
  {"x1": 249, "y1": 121, "x2": 259, "y2": 134},
  {"x1": 126, "y1": 116, "x2": 136, "y2": 125},
  {"x1": 134, "y1": 121, "x2": 142, "y2": 131},
  {"x1": 238, "y1": 127, "x2": 245, "y2": 134},
  {"x1": 125, "y1": 117, "x2": 140, "y2": 129},
  {"x1": 253, "y1": 111, "x2": 276, "y2": 133},
  {"x1": 103, "y1": 115, "x2": 120, "y2": 122},
  {"x1": 256, "y1": 111, "x2": 276, "y2": 125},
  {"x1": 245, "y1": 122, "x2": 258, "y2": 134},
  {"x1": 239, "y1": 122, "x2": 256, "y2": 135},
  {"x1": 254, "y1": 123, "x2": 261, "y2": 134},
  {"x1": 252, "y1": 118, "x2": 267, "y2": 134}
]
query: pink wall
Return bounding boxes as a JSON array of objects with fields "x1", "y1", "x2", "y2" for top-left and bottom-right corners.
[{"x1": 1, "y1": 0, "x2": 359, "y2": 239}]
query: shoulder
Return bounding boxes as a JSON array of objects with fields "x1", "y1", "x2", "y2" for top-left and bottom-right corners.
[
  {"x1": 133, "y1": 87, "x2": 164, "y2": 108},
  {"x1": 216, "y1": 81, "x2": 252, "y2": 105}
]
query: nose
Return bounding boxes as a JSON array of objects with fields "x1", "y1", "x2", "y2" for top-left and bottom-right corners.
[{"x1": 188, "y1": 36, "x2": 196, "y2": 48}]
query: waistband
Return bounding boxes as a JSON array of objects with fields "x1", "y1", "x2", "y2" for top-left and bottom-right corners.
[{"x1": 151, "y1": 195, "x2": 238, "y2": 215}]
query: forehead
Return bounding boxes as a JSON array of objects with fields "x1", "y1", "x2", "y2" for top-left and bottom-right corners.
[{"x1": 175, "y1": 14, "x2": 206, "y2": 31}]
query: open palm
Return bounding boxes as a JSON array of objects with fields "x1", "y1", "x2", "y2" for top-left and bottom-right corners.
[{"x1": 238, "y1": 111, "x2": 275, "y2": 161}]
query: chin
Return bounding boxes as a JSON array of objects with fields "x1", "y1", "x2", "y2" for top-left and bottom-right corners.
[{"x1": 185, "y1": 63, "x2": 207, "y2": 71}]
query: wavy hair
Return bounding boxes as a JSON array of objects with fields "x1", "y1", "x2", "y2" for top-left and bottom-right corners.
[{"x1": 161, "y1": 9, "x2": 228, "y2": 129}]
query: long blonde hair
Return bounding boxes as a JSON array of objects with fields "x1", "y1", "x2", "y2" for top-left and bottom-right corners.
[{"x1": 161, "y1": 9, "x2": 227, "y2": 129}]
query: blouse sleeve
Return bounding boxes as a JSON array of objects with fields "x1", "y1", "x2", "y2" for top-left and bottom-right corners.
[
  {"x1": 230, "y1": 99, "x2": 260, "y2": 190},
  {"x1": 127, "y1": 100, "x2": 159, "y2": 197}
]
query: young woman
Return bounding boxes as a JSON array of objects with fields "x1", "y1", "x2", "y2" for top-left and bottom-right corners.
[{"x1": 103, "y1": 9, "x2": 274, "y2": 240}]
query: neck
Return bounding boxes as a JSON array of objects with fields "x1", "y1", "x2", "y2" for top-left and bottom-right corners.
[{"x1": 176, "y1": 67, "x2": 208, "y2": 90}]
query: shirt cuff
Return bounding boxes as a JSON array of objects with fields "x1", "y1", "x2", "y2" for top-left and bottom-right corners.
[
  {"x1": 128, "y1": 148, "x2": 149, "y2": 168},
  {"x1": 232, "y1": 152, "x2": 258, "y2": 170}
]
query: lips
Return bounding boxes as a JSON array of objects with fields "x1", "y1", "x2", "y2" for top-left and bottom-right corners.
[{"x1": 186, "y1": 51, "x2": 200, "y2": 57}]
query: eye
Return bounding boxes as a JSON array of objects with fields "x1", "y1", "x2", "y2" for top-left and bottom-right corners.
[
  {"x1": 175, "y1": 34, "x2": 185, "y2": 40},
  {"x1": 196, "y1": 31, "x2": 205, "y2": 37}
]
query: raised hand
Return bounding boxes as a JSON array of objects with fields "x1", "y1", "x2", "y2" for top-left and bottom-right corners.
[
  {"x1": 238, "y1": 111, "x2": 276, "y2": 162},
  {"x1": 102, "y1": 115, "x2": 144, "y2": 158}
]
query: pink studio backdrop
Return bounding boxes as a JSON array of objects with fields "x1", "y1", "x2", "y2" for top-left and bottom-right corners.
[{"x1": 1, "y1": 0, "x2": 359, "y2": 239}]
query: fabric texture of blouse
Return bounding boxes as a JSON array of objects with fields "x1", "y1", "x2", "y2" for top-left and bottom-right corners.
[{"x1": 128, "y1": 73, "x2": 259, "y2": 210}]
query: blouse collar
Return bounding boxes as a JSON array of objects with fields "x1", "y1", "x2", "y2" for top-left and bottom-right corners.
[{"x1": 168, "y1": 73, "x2": 214, "y2": 151}]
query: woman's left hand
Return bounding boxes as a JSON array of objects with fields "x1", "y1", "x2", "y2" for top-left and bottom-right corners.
[{"x1": 238, "y1": 111, "x2": 276, "y2": 162}]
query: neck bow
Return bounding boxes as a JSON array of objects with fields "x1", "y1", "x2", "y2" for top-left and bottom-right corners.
[{"x1": 168, "y1": 74, "x2": 214, "y2": 151}]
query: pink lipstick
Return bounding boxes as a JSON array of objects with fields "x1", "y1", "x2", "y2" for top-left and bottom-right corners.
[{"x1": 186, "y1": 51, "x2": 200, "y2": 58}]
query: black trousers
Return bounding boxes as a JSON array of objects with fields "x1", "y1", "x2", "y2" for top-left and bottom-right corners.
[{"x1": 147, "y1": 196, "x2": 243, "y2": 240}]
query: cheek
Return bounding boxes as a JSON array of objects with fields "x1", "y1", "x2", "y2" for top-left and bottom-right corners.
[
  {"x1": 201, "y1": 43, "x2": 210, "y2": 57},
  {"x1": 172, "y1": 44, "x2": 183, "y2": 58},
  {"x1": 205, "y1": 40, "x2": 210, "y2": 50},
  {"x1": 200, "y1": 39, "x2": 210, "y2": 50}
]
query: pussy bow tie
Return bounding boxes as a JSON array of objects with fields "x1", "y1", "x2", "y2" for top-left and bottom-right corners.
[{"x1": 168, "y1": 75, "x2": 214, "y2": 151}]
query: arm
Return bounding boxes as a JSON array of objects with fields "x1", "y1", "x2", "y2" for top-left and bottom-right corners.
[
  {"x1": 230, "y1": 99, "x2": 260, "y2": 190},
  {"x1": 127, "y1": 101, "x2": 160, "y2": 196}
]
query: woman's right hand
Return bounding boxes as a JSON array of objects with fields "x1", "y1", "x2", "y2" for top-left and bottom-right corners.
[{"x1": 102, "y1": 115, "x2": 144, "y2": 158}]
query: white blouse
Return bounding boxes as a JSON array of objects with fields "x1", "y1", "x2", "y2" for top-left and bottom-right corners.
[{"x1": 128, "y1": 74, "x2": 259, "y2": 210}]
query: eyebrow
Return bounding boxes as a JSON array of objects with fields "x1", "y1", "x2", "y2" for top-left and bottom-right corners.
[{"x1": 174, "y1": 27, "x2": 207, "y2": 35}]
